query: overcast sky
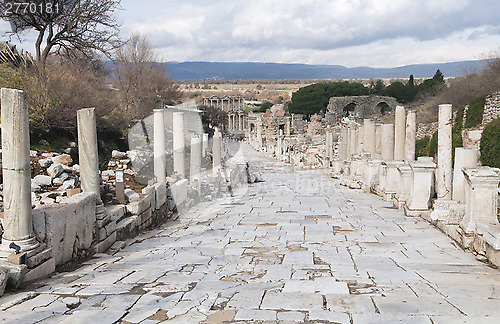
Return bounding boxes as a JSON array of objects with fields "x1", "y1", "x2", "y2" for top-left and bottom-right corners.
[{"x1": 3, "y1": 0, "x2": 500, "y2": 67}]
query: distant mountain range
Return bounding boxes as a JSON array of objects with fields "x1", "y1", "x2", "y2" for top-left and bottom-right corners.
[{"x1": 163, "y1": 60, "x2": 485, "y2": 81}]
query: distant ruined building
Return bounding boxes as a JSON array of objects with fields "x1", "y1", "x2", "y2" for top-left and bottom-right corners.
[
  {"x1": 202, "y1": 95, "x2": 247, "y2": 134},
  {"x1": 327, "y1": 95, "x2": 399, "y2": 123}
]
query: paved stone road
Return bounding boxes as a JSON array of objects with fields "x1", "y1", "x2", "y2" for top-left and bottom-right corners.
[{"x1": 2, "y1": 143, "x2": 500, "y2": 323}]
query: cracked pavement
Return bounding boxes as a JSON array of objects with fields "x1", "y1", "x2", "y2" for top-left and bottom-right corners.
[{"x1": 1, "y1": 143, "x2": 500, "y2": 323}]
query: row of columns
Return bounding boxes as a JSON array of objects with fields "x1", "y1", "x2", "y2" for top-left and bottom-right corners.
[
  {"x1": 0, "y1": 89, "x2": 224, "y2": 262},
  {"x1": 228, "y1": 113, "x2": 247, "y2": 132},
  {"x1": 334, "y1": 103, "x2": 500, "y2": 255}
]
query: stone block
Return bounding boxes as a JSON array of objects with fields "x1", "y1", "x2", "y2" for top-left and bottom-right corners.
[
  {"x1": 32, "y1": 208, "x2": 46, "y2": 242},
  {"x1": 32, "y1": 175, "x2": 52, "y2": 187},
  {"x1": 47, "y1": 163, "x2": 64, "y2": 178},
  {"x1": 94, "y1": 231, "x2": 117, "y2": 253},
  {"x1": 0, "y1": 260, "x2": 27, "y2": 289},
  {"x1": 106, "y1": 205, "x2": 126, "y2": 223},
  {"x1": 26, "y1": 247, "x2": 52, "y2": 269},
  {"x1": 7, "y1": 252, "x2": 27, "y2": 265},
  {"x1": 124, "y1": 189, "x2": 140, "y2": 203},
  {"x1": 126, "y1": 194, "x2": 152, "y2": 215},
  {"x1": 170, "y1": 179, "x2": 188, "y2": 206},
  {"x1": 23, "y1": 257, "x2": 55, "y2": 283},
  {"x1": 52, "y1": 154, "x2": 73, "y2": 166},
  {"x1": 116, "y1": 216, "x2": 139, "y2": 240},
  {"x1": 142, "y1": 185, "x2": 156, "y2": 209},
  {"x1": 35, "y1": 192, "x2": 96, "y2": 265},
  {"x1": 154, "y1": 182, "x2": 167, "y2": 210},
  {"x1": 0, "y1": 267, "x2": 8, "y2": 297}
]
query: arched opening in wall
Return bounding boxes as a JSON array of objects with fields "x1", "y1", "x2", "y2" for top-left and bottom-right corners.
[
  {"x1": 343, "y1": 103, "x2": 356, "y2": 117},
  {"x1": 377, "y1": 102, "x2": 391, "y2": 116},
  {"x1": 249, "y1": 123, "x2": 256, "y2": 133}
]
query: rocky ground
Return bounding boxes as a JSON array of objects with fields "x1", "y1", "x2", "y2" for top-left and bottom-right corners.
[{"x1": 1, "y1": 143, "x2": 500, "y2": 323}]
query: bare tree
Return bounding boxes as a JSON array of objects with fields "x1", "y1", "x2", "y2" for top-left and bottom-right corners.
[
  {"x1": 0, "y1": 0, "x2": 122, "y2": 68},
  {"x1": 113, "y1": 33, "x2": 180, "y2": 120}
]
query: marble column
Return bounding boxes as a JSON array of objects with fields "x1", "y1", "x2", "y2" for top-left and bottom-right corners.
[
  {"x1": 363, "y1": 119, "x2": 376, "y2": 156},
  {"x1": 380, "y1": 124, "x2": 395, "y2": 160},
  {"x1": 460, "y1": 167, "x2": 500, "y2": 235},
  {"x1": 374, "y1": 124, "x2": 382, "y2": 159},
  {"x1": 285, "y1": 117, "x2": 291, "y2": 136},
  {"x1": 452, "y1": 148, "x2": 478, "y2": 203},
  {"x1": 349, "y1": 125, "x2": 357, "y2": 158},
  {"x1": 77, "y1": 108, "x2": 102, "y2": 205},
  {"x1": 356, "y1": 126, "x2": 364, "y2": 154},
  {"x1": 0, "y1": 88, "x2": 38, "y2": 251},
  {"x1": 404, "y1": 110, "x2": 416, "y2": 162},
  {"x1": 213, "y1": 131, "x2": 222, "y2": 173},
  {"x1": 153, "y1": 109, "x2": 166, "y2": 184},
  {"x1": 190, "y1": 136, "x2": 202, "y2": 189},
  {"x1": 202, "y1": 133, "x2": 209, "y2": 158},
  {"x1": 437, "y1": 104, "x2": 453, "y2": 200},
  {"x1": 394, "y1": 106, "x2": 406, "y2": 161},
  {"x1": 173, "y1": 112, "x2": 185, "y2": 178},
  {"x1": 407, "y1": 157, "x2": 436, "y2": 211},
  {"x1": 339, "y1": 127, "x2": 348, "y2": 161}
]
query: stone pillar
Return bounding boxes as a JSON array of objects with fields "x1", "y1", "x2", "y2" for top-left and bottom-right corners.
[
  {"x1": 460, "y1": 167, "x2": 500, "y2": 235},
  {"x1": 406, "y1": 157, "x2": 436, "y2": 211},
  {"x1": 375, "y1": 124, "x2": 382, "y2": 159},
  {"x1": 173, "y1": 112, "x2": 185, "y2": 178},
  {"x1": 285, "y1": 117, "x2": 291, "y2": 136},
  {"x1": 452, "y1": 148, "x2": 478, "y2": 203},
  {"x1": 77, "y1": 108, "x2": 102, "y2": 206},
  {"x1": 384, "y1": 161, "x2": 404, "y2": 201},
  {"x1": 153, "y1": 109, "x2": 166, "y2": 184},
  {"x1": 394, "y1": 106, "x2": 406, "y2": 160},
  {"x1": 404, "y1": 110, "x2": 416, "y2": 162},
  {"x1": 213, "y1": 131, "x2": 222, "y2": 173},
  {"x1": 380, "y1": 124, "x2": 394, "y2": 160},
  {"x1": 349, "y1": 125, "x2": 357, "y2": 158},
  {"x1": 257, "y1": 124, "x2": 263, "y2": 149},
  {"x1": 190, "y1": 136, "x2": 202, "y2": 189},
  {"x1": 356, "y1": 126, "x2": 364, "y2": 154},
  {"x1": 202, "y1": 133, "x2": 209, "y2": 158},
  {"x1": 363, "y1": 119, "x2": 376, "y2": 156},
  {"x1": 339, "y1": 127, "x2": 348, "y2": 161},
  {"x1": 0, "y1": 88, "x2": 38, "y2": 251},
  {"x1": 437, "y1": 104, "x2": 453, "y2": 200}
]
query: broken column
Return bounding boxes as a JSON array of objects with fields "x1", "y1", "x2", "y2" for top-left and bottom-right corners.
[
  {"x1": 406, "y1": 157, "x2": 436, "y2": 213},
  {"x1": 437, "y1": 104, "x2": 453, "y2": 200},
  {"x1": 380, "y1": 124, "x2": 395, "y2": 160},
  {"x1": 363, "y1": 119, "x2": 375, "y2": 157},
  {"x1": 173, "y1": 112, "x2": 185, "y2": 178},
  {"x1": 339, "y1": 127, "x2": 348, "y2": 161},
  {"x1": 153, "y1": 108, "x2": 166, "y2": 184},
  {"x1": 213, "y1": 130, "x2": 222, "y2": 173},
  {"x1": 404, "y1": 110, "x2": 416, "y2": 162},
  {"x1": 356, "y1": 125, "x2": 364, "y2": 154},
  {"x1": 0, "y1": 88, "x2": 39, "y2": 252},
  {"x1": 77, "y1": 108, "x2": 102, "y2": 206},
  {"x1": 452, "y1": 148, "x2": 478, "y2": 203},
  {"x1": 374, "y1": 124, "x2": 382, "y2": 159},
  {"x1": 394, "y1": 106, "x2": 406, "y2": 161},
  {"x1": 190, "y1": 136, "x2": 202, "y2": 190}
]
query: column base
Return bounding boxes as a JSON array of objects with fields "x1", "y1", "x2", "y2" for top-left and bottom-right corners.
[{"x1": 0, "y1": 237, "x2": 40, "y2": 258}]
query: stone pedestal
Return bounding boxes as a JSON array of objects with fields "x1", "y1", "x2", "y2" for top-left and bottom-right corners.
[
  {"x1": 406, "y1": 157, "x2": 436, "y2": 212},
  {"x1": 0, "y1": 88, "x2": 39, "y2": 253},
  {"x1": 437, "y1": 104, "x2": 453, "y2": 200},
  {"x1": 452, "y1": 148, "x2": 478, "y2": 203},
  {"x1": 460, "y1": 167, "x2": 500, "y2": 236},
  {"x1": 213, "y1": 131, "x2": 222, "y2": 173},
  {"x1": 404, "y1": 110, "x2": 416, "y2": 162},
  {"x1": 380, "y1": 124, "x2": 395, "y2": 160},
  {"x1": 364, "y1": 160, "x2": 382, "y2": 193},
  {"x1": 384, "y1": 161, "x2": 404, "y2": 201},
  {"x1": 173, "y1": 112, "x2": 185, "y2": 178},
  {"x1": 395, "y1": 165, "x2": 412, "y2": 208},
  {"x1": 377, "y1": 163, "x2": 388, "y2": 196},
  {"x1": 153, "y1": 109, "x2": 166, "y2": 184},
  {"x1": 394, "y1": 106, "x2": 406, "y2": 161}
]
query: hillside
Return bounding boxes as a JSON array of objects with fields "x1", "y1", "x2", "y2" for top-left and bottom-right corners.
[{"x1": 164, "y1": 60, "x2": 485, "y2": 81}]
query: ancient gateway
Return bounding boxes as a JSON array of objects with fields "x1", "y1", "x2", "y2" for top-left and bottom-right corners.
[{"x1": 327, "y1": 95, "x2": 399, "y2": 122}]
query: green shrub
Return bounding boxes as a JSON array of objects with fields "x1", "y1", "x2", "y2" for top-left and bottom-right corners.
[
  {"x1": 428, "y1": 131, "x2": 438, "y2": 158},
  {"x1": 464, "y1": 96, "x2": 486, "y2": 128},
  {"x1": 415, "y1": 136, "x2": 430, "y2": 158},
  {"x1": 480, "y1": 117, "x2": 500, "y2": 168}
]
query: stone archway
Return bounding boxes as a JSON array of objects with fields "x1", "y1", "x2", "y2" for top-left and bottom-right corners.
[{"x1": 327, "y1": 95, "x2": 399, "y2": 122}]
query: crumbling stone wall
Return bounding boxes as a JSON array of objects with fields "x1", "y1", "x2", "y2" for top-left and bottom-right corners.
[
  {"x1": 327, "y1": 96, "x2": 399, "y2": 122},
  {"x1": 482, "y1": 91, "x2": 500, "y2": 125}
]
